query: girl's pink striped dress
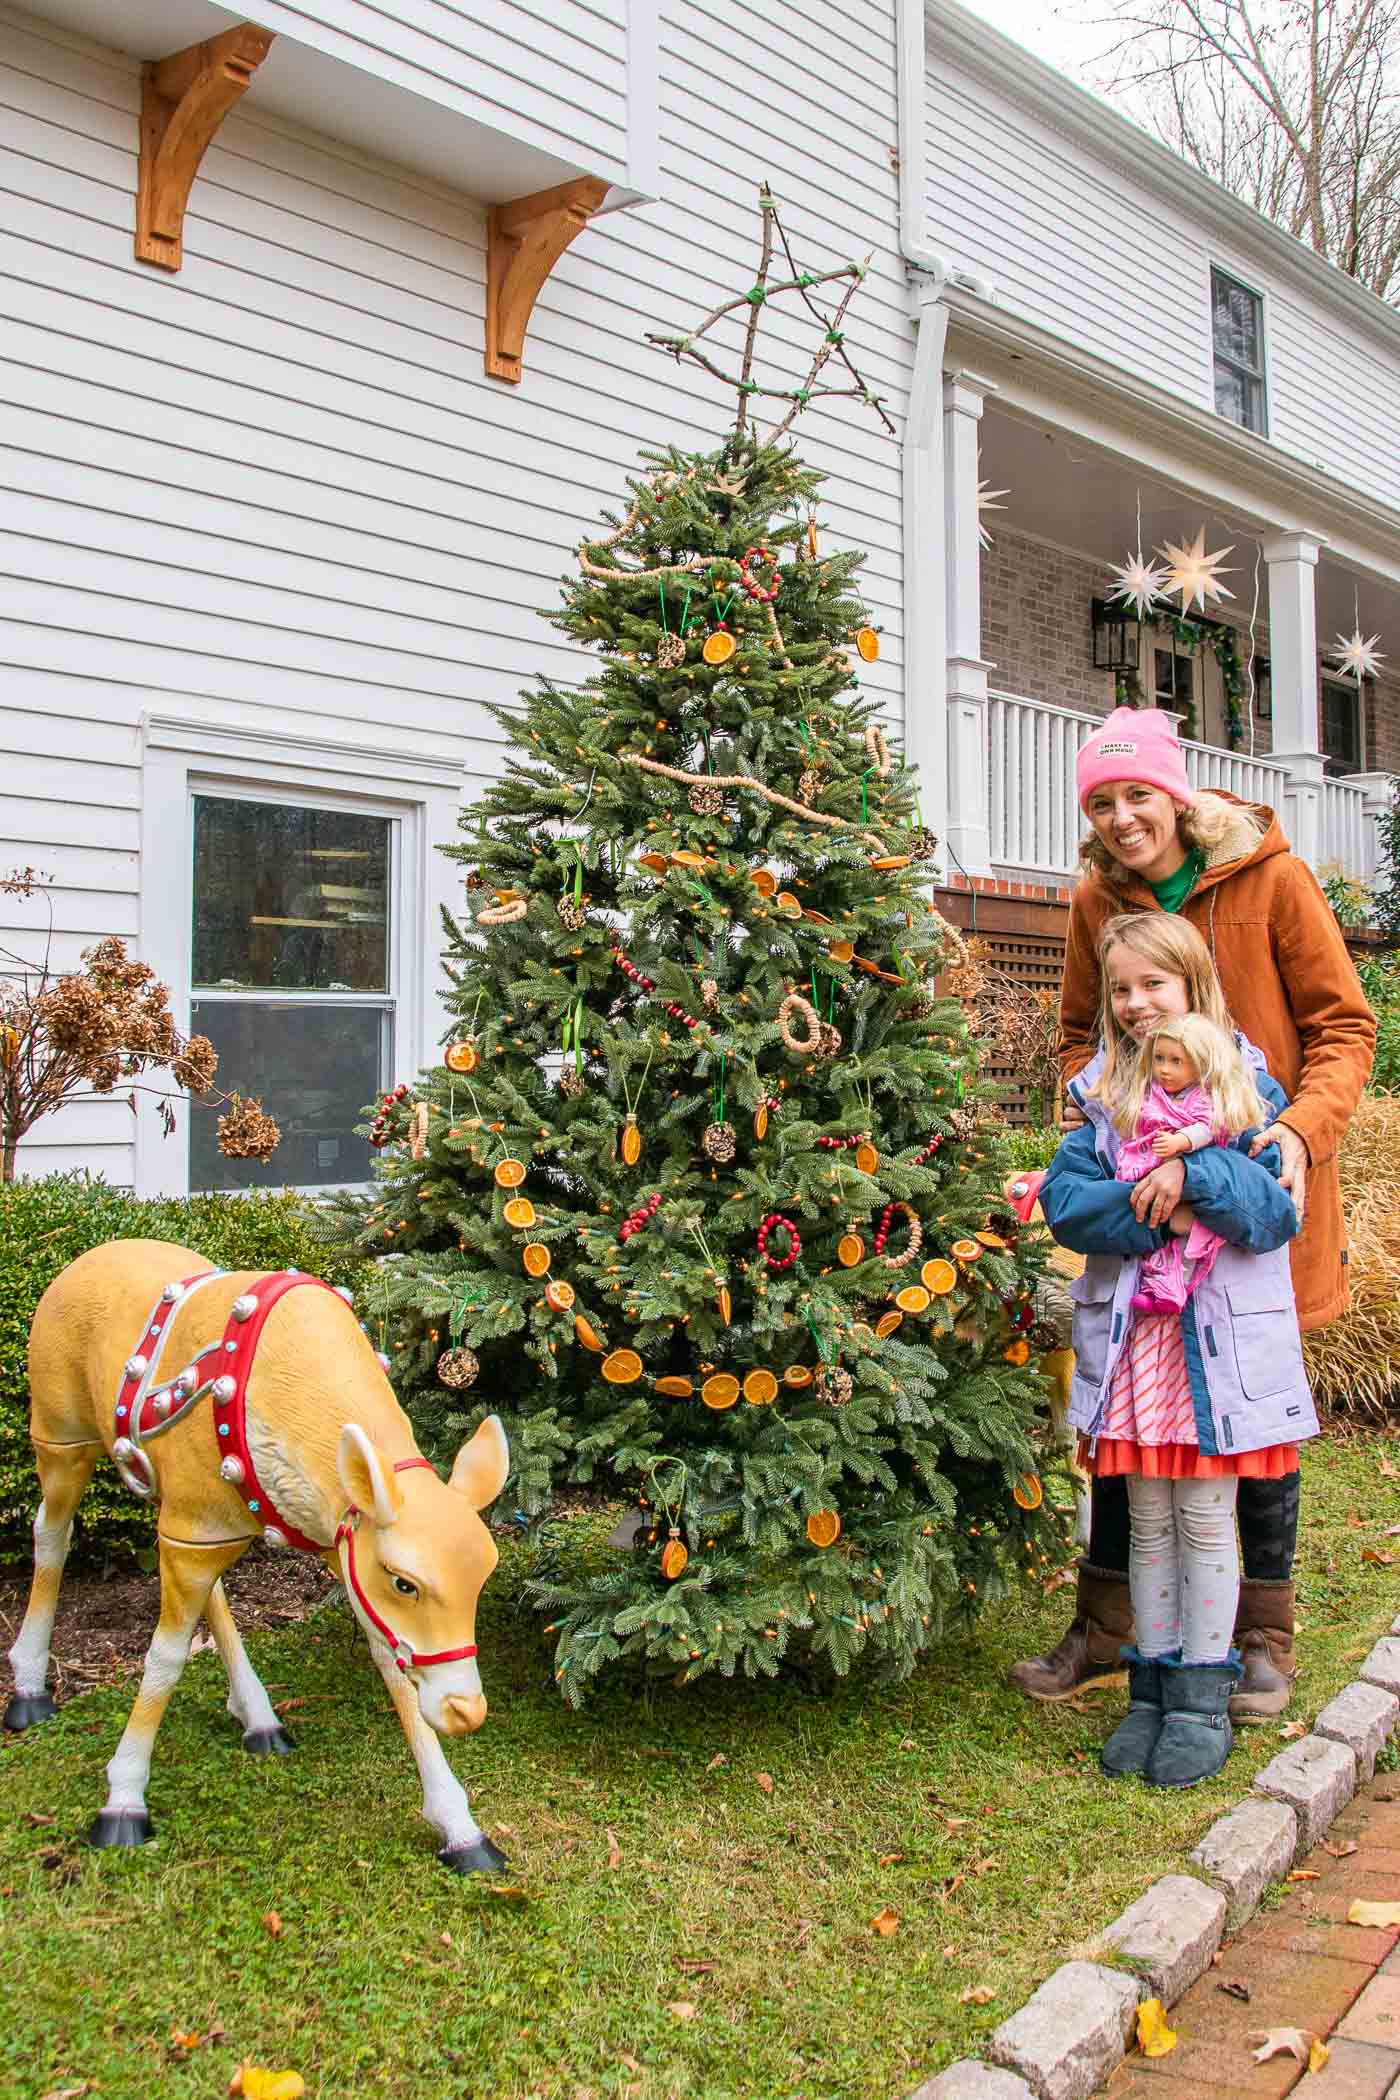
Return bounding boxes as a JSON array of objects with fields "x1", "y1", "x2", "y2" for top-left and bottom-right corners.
[{"x1": 1087, "y1": 1314, "x2": 1298, "y2": 1482}]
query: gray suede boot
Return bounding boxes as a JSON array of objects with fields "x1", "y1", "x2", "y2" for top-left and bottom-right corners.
[
  {"x1": 1100, "y1": 1649, "x2": 1169, "y2": 1779},
  {"x1": 1145, "y1": 1655, "x2": 1242, "y2": 1790}
]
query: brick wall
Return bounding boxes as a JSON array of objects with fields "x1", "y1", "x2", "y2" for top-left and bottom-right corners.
[{"x1": 979, "y1": 528, "x2": 1118, "y2": 716}]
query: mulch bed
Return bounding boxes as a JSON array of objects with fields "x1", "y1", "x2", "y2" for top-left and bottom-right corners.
[{"x1": 0, "y1": 1547, "x2": 335, "y2": 1704}]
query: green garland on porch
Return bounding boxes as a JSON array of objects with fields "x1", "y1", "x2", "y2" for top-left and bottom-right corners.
[{"x1": 1113, "y1": 612, "x2": 1248, "y2": 748}]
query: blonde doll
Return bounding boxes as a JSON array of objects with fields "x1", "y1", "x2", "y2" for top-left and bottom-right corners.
[{"x1": 1109, "y1": 1013, "x2": 1270, "y2": 1317}]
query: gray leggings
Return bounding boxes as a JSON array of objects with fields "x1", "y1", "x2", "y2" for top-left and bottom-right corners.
[{"x1": 1127, "y1": 1474, "x2": 1240, "y2": 1665}]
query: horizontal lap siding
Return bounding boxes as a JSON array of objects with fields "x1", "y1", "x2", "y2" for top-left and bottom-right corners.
[
  {"x1": 0, "y1": 1, "x2": 911, "y2": 1185},
  {"x1": 242, "y1": 0, "x2": 629, "y2": 181}
]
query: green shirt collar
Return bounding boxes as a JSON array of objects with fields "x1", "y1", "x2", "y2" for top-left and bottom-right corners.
[{"x1": 1147, "y1": 847, "x2": 1205, "y2": 914}]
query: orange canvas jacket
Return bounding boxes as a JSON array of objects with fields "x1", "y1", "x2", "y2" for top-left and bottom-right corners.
[{"x1": 1059, "y1": 795, "x2": 1376, "y2": 1331}]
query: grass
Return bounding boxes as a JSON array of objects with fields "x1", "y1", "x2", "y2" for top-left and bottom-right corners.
[{"x1": 2, "y1": 1431, "x2": 1399, "y2": 2100}]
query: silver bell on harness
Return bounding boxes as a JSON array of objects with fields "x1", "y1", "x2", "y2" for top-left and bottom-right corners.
[{"x1": 112, "y1": 1436, "x2": 156, "y2": 1500}]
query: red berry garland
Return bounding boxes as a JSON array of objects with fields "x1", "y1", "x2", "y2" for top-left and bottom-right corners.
[
  {"x1": 816, "y1": 1132, "x2": 871, "y2": 1151},
  {"x1": 913, "y1": 1135, "x2": 944, "y2": 1166},
  {"x1": 757, "y1": 1213, "x2": 801, "y2": 1270},
  {"x1": 739, "y1": 544, "x2": 781, "y2": 602},
  {"x1": 612, "y1": 947, "x2": 702, "y2": 1031},
  {"x1": 369, "y1": 1081, "x2": 410, "y2": 1148},
  {"x1": 619, "y1": 1191, "x2": 662, "y2": 1243},
  {"x1": 873, "y1": 1201, "x2": 923, "y2": 1269}
]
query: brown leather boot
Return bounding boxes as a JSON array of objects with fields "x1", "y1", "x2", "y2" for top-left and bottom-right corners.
[
  {"x1": 1230, "y1": 1579, "x2": 1296, "y2": 1722},
  {"x1": 1007, "y1": 1562, "x2": 1133, "y2": 1701}
]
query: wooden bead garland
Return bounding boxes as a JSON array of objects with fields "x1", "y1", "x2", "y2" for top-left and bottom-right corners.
[
  {"x1": 874, "y1": 1201, "x2": 922, "y2": 1269},
  {"x1": 757, "y1": 1213, "x2": 801, "y2": 1270},
  {"x1": 776, "y1": 991, "x2": 823, "y2": 1055}
]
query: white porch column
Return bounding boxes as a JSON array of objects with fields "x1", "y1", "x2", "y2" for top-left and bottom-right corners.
[
  {"x1": 1352, "y1": 771, "x2": 1396, "y2": 885},
  {"x1": 942, "y1": 369, "x2": 997, "y2": 876},
  {"x1": 1262, "y1": 530, "x2": 1325, "y2": 865}
]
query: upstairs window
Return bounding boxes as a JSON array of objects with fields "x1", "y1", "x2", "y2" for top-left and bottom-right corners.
[{"x1": 1211, "y1": 268, "x2": 1268, "y2": 435}]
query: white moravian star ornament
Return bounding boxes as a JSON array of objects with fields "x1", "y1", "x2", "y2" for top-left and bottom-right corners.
[
  {"x1": 976, "y1": 480, "x2": 1008, "y2": 551},
  {"x1": 1158, "y1": 527, "x2": 1235, "y2": 613},
  {"x1": 1104, "y1": 548, "x2": 1169, "y2": 621},
  {"x1": 1329, "y1": 626, "x2": 1386, "y2": 683}
]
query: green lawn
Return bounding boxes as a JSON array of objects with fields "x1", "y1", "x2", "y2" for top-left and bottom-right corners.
[{"x1": 3, "y1": 1432, "x2": 1398, "y2": 2100}]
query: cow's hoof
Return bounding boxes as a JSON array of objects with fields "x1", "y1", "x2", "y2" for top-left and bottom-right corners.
[
  {"x1": 86, "y1": 1808, "x2": 154, "y2": 1849},
  {"x1": 437, "y1": 1835, "x2": 508, "y2": 1876},
  {"x1": 3, "y1": 1691, "x2": 56, "y2": 1732},
  {"x1": 243, "y1": 1725, "x2": 295, "y2": 1758}
]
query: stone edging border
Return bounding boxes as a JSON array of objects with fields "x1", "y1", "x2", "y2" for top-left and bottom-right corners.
[{"x1": 907, "y1": 1624, "x2": 1400, "y2": 2100}]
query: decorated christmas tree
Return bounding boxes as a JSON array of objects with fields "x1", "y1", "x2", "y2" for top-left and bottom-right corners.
[{"x1": 334, "y1": 193, "x2": 1062, "y2": 1699}]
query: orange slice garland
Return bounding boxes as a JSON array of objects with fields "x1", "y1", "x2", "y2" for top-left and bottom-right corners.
[
  {"x1": 806, "y1": 1509, "x2": 841, "y2": 1548},
  {"x1": 503, "y1": 1196, "x2": 536, "y2": 1229},
  {"x1": 976, "y1": 1229, "x2": 1010, "y2": 1251},
  {"x1": 775, "y1": 891, "x2": 802, "y2": 918},
  {"x1": 701, "y1": 1372, "x2": 740, "y2": 1410},
  {"x1": 574, "y1": 1314, "x2": 605, "y2": 1351},
  {"x1": 638, "y1": 851, "x2": 669, "y2": 875},
  {"x1": 921, "y1": 1258, "x2": 957, "y2": 1295},
  {"x1": 494, "y1": 1158, "x2": 527, "y2": 1189},
  {"x1": 951, "y1": 1238, "x2": 982, "y2": 1263},
  {"x1": 895, "y1": 1285, "x2": 931, "y2": 1314},
  {"x1": 783, "y1": 1365, "x2": 813, "y2": 1388},
  {"x1": 655, "y1": 1375, "x2": 694, "y2": 1398},
  {"x1": 875, "y1": 1310, "x2": 902, "y2": 1339},
  {"x1": 1012, "y1": 1472, "x2": 1044, "y2": 1511},
  {"x1": 602, "y1": 1348, "x2": 643, "y2": 1384},
  {"x1": 522, "y1": 1243, "x2": 551, "y2": 1278},
  {"x1": 544, "y1": 1279, "x2": 576, "y2": 1313},
  {"x1": 829, "y1": 939, "x2": 855, "y2": 963},
  {"x1": 743, "y1": 1369, "x2": 778, "y2": 1405},
  {"x1": 750, "y1": 868, "x2": 778, "y2": 898}
]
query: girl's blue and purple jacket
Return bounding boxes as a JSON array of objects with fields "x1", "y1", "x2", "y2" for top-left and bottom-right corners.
[{"x1": 1040, "y1": 1040, "x2": 1318, "y2": 1459}]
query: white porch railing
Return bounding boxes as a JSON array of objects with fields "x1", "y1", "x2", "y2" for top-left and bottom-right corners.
[{"x1": 985, "y1": 692, "x2": 1382, "y2": 883}]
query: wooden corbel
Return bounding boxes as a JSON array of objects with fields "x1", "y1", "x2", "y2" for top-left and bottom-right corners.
[
  {"x1": 136, "y1": 23, "x2": 275, "y2": 272},
  {"x1": 485, "y1": 177, "x2": 609, "y2": 384}
]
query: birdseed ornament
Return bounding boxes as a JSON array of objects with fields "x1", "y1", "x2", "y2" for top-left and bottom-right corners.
[
  {"x1": 437, "y1": 1346, "x2": 479, "y2": 1390},
  {"x1": 557, "y1": 896, "x2": 587, "y2": 932},
  {"x1": 798, "y1": 767, "x2": 823, "y2": 806},
  {"x1": 815, "y1": 1021, "x2": 843, "y2": 1060},
  {"x1": 815, "y1": 1363, "x2": 854, "y2": 1407},
  {"x1": 657, "y1": 631, "x2": 686, "y2": 670},
  {"x1": 702, "y1": 1120, "x2": 737, "y2": 1164},
  {"x1": 688, "y1": 780, "x2": 725, "y2": 817},
  {"x1": 558, "y1": 1065, "x2": 585, "y2": 1098},
  {"x1": 908, "y1": 826, "x2": 939, "y2": 860}
]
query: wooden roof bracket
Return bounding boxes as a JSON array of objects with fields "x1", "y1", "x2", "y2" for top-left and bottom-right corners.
[
  {"x1": 136, "y1": 23, "x2": 275, "y2": 272},
  {"x1": 485, "y1": 176, "x2": 610, "y2": 384}
]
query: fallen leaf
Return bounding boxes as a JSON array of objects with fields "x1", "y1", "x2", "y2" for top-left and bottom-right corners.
[
  {"x1": 1042, "y1": 1564, "x2": 1077, "y2": 1594},
  {"x1": 677, "y1": 1958, "x2": 717, "y2": 1974},
  {"x1": 1217, "y1": 1980, "x2": 1251, "y2": 2003},
  {"x1": 1279, "y1": 1720, "x2": 1308, "y2": 1738},
  {"x1": 1309, "y1": 2036, "x2": 1331, "y2": 2073},
  {"x1": 261, "y1": 1910, "x2": 283, "y2": 1937},
  {"x1": 970, "y1": 1855, "x2": 1002, "y2": 1876},
  {"x1": 666, "y1": 2001, "x2": 698, "y2": 2021},
  {"x1": 1345, "y1": 1510, "x2": 1365, "y2": 1529},
  {"x1": 1251, "y1": 2027, "x2": 1321, "y2": 2065},
  {"x1": 1063, "y1": 1694, "x2": 1103, "y2": 1714},
  {"x1": 485, "y1": 1884, "x2": 533, "y2": 1899},
  {"x1": 1385, "y1": 1523, "x2": 1400, "y2": 1537},
  {"x1": 1348, "y1": 1899, "x2": 1400, "y2": 1927},
  {"x1": 941, "y1": 1815, "x2": 971, "y2": 1831},
  {"x1": 272, "y1": 1698, "x2": 307, "y2": 1714},
  {"x1": 1322, "y1": 1840, "x2": 1359, "y2": 1860},
  {"x1": 870, "y1": 1907, "x2": 900, "y2": 1936},
  {"x1": 37, "y1": 2086, "x2": 96, "y2": 2099},
  {"x1": 705, "y1": 1752, "x2": 727, "y2": 1772},
  {"x1": 878, "y1": 1852, "x2": 904, "y2": 1867},
  {"x1": 1379, "y1": 1456, "x2": 1398, "y2": 1478},
  {"x1": 606, "y1": 1828, "x2": 621, "y2": 1870},
  {"x1": 617, "y1": 2055, "x2": 641, "y2": 2074},
  {"x1": 1362, "y1": 1548, "x2": 1395, "y2": 1566},
  {"x1": 1137, "y1": 1998, "x2": 1177, "y2": 2058},
  {"x1": 959, "y1": 1984, "x2": 996, "y2": 2005},
  {"x1": 169, "y1": 2024, "x2": 202, "y2": 2053},
  {"x1": 755, "y1": 1772, "x2": 774, "y2": 1795},
  {"x1": 439, "y1": 1931, "x2": 454, "y2": 1947},
  {"x1": 22, "y1": 1811, "x2": 57, "y2": 1828},
  {"x1": 230, "y1": 2070, "x2": 307, "y2": 2100},
  {"x1": 938, "y1": 1873, "x2": 967, "y2": 1903},
  {"x1": 1289, "y1": 1869, "x2": 1322, "y2": 1882}
]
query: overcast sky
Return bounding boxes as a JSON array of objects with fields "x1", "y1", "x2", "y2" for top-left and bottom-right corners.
[{"x1": 953, "y1": 0, "x2": 1121, "y2": 92}]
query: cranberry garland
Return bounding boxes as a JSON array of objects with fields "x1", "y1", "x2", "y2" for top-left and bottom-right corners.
[
  {"x1": 612, "y1": 947, "x2": 702, "y2": 1032},
  {"x1": 913, "y1": 1135, "x2": 945, "y2": 1167},
  {"x1": 873, "y1": 1201, "x2": 923, "y2": 1269},
  {"x1": 816, "y1": 1132, "x2": 870, "y2": 1150},
  {"x1": 369, "y1": 1081, "x2": 410, "y2": 1148},
  {"x1": 619, "y1": 1192, "x2": 662, "y2": 1243},
  {"x1": 757, "y1": 1213, "x2": 801, "y2": 1270},
  {"x1": 738, "y1": 544, "x2": 781, "y2": 602}
]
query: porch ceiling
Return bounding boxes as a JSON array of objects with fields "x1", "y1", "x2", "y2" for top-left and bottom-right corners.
[{"x1": 977, "y1": 402, "x2": 1400, "y2": 645}]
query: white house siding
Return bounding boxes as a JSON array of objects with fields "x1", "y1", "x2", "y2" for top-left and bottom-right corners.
[
  {"x1": 0, "y1": 0, "x2": 911, "y2": 1183},
  {"x1": 238, "y1": 0, "x2": 630, "y2": 186},
  {"x1": 923, "y1": 32, "x2": 1400, "y2": 518}
]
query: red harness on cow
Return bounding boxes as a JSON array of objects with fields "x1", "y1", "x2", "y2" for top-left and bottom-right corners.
[{"x1": 112, "y1": 1269, "x2": 478, "y2": 1675}]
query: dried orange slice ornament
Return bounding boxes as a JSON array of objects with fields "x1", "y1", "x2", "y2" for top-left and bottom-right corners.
[
  {"x1": 1012, "y1": 1472, "x2": 1044, "y2": 1511},
  {"x1": 921, "y1": 1258, "x2": 957, "y2": 1295},
  {"x1": 602, "y1": 1348, "x2": 643, "y2": 1384},
  {"x1": 655, "y1": 1375, "x2": 694, "y2": 1398},
  {"x1": 750, "y1": 868, "x2": 778, "y2": 899},
  {"x1": 545, "y1": 1279, "x2": 575, "y2": 1313},
  {"x1": 701, "y1": 1372, "x2": 740, "y2": 1410},
  {"x1": 743, "y1": 1369, "x2": 778, "y2": 1405},
  {"x1": 661, "y1": 1533, "x2": 689, "y2": 1580},
  {"x1": 638, "y1": 851, "x2": 669, "y2": 875},
  {"x1": 806, "y1": 1509, "x2": 841, "y2": 1548},
  {"x1": 522, "y1": 1243, "x2": 551, "y2": 1278},
  {"x1": 494, "y1": 1158, "x2": 527, "y2": 1189},
  {"x1": 875, "y1": 1311, "x2": 902, "y2": 1339},
  {"x1": 672, "y1": 849, "x2": 708, "y2": 870},
  {"x1": 783, "y1": 1365, "x2": 813, "y2": 1388},
  {"x1": 895, "y1": 1285, "x2": 931, "y2": 1315},
  {"x1": 717, "y1": 1284, "x2": 732, "y2": 1326},
  {"x1": 620, "y1": 1118, "x2": 642, "y2": 1166},
  {"x1": 702, "y1": 630, "x2": 737, "y2": 666},
  {"x1": 1002, "y1": 1338, "x2": 1031, "y2": 1367},
  {"x1": 574, "y1": 1314, "x2": 605, "y2": 1352},
  {"x1": 837, "y1": 1233, "x2": 866, "y2": 1268},
  {"x1": 854, "y1": 1141, "x2": 879, "y2": 1175},
  {"x1": 855, "y1": 626, "x2": 880, "y2": 663},
  {"x1": 753, "y1": 1102, "x2": 769, "y2": 1140},
  {"x1": 951, "y1": 1238, "x2": 982, "y2": 1263},
  {"x1": 976, "y1": 1229, "x2": 1009, "y2": 1251},
  {"x1": 444, "y1": 1038, "x2": 478, "y2": 1074},
  {"x1": 503, "y1": 1196, "x2": 536, "y2": 1229},
  {"x1": 775, "y1": 891, "x2": 802, "y2": 918},
  {"x1": 829, "y1": 939, "x2": 855, "y2": 963}
]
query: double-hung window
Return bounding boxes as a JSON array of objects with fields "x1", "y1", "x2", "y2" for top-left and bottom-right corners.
[{"x1": 1211, "y1": 267, "x2": 1268, "y2": 435}]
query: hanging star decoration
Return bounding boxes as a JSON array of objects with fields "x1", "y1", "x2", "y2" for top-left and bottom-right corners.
[
  {"x1": 1104, "y1": 547, "x2": 1169, "y2": 621},
  {"x1": 1158, "y1": 527, "x2": 1235, "y2": 613},
  {"x1": 646, "y1": 184, "x2": 895, "y2": 445},
  {"x1": 977, "y1": 481, "x2": 1009, "y2": 551},
  {"x1": 1329, "y1": 626, "x2": 1386, "y2": 683}
]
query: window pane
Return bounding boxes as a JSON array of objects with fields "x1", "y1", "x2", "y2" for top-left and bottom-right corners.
[
  {"x1": 189, "y1": 1000, "x2": 385, "y2": 1190},
  {"x1": 193, "y1": 798, "x2": 390, "y2": 992},
  {"x1": 1214, "y1": 365, "x2": 1248, "y2": 425},
  {"x1": 1321, "y1": 683, "x2": 1360, "y2": 772},
  {"x1": 1212, "y1": 273, "x2": 1260, "y2": 369}
]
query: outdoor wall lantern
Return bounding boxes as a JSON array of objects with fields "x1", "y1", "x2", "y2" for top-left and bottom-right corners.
[{"x1": 1091, "y1": 597, "x2": 1141, "y2": 672}]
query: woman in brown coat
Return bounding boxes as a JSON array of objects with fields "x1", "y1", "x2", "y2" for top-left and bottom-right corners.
[{"x1": 1009, "y1": 707, "x2": 1375, "y2": 1720}]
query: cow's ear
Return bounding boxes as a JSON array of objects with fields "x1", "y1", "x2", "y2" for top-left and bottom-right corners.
[
  {"x1": 449, "y1": 1414, "x2": 509, "y2": 1511},
  {"x1": 337, "y1": 1423, "x2": 403, "y2": 1527}
]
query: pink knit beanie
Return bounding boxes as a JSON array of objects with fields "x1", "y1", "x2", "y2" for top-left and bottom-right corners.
[{"x1": 1076, "y1": 707, "x2": 1192, "y2": 812}]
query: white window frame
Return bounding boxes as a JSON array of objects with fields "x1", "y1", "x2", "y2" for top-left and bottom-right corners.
[
  {"x1": 1209, "y1": 263, "x2": 1271, "y2": 439},
  {"x1": 137, "y1": 714, "x2": 465, "y2": 1199}
]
